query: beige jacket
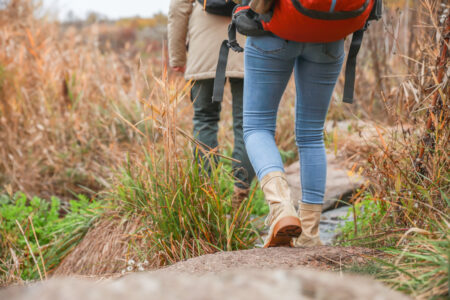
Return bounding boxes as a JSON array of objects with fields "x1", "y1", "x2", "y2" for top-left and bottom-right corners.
[
  {"x1": 249, "y1": 0, "x2": 275, "y2": 14},
  {"x1": 168, "y1": 0, "x2": 245, "y2": 80}
]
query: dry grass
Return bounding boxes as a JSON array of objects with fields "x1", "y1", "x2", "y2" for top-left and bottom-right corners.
[
  {"x1": 53, "y1": 68, "x2": 259, "y2": 276},
  {"x1": 0, "y1": 0, "x2": 188, "y2": 283},
  {"x1": 0, "y1": 0, "x2": 185, "y2": 200},
  {"x1": 54, "y1": 215, "x2": 145, "y2": 276},
  {"x1": 0, "y1": 0, "x2": 448, "y2": 297},
  {"x1": 360, "y1": 0, "x2": 448, "y2": 237},
  {"x1": 0, "y1": 0, "x2": 422, "y2": 199},
  {"x1": 336, "y1": 2, "x2": 449, "y2": 298},
  {"x1": 0, "y1": 0, "x2": 258, "y2": 283}
]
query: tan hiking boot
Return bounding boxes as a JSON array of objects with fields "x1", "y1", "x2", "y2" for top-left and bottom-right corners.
[
  {"x1": 231, "y1": 186, "x2": 249, "y2": 211},
  {"x1": 292, "y1": 203, "x2": 324, "y2": 247},
  {"x1": 261, "y1": 172, "x2": 302, "y2": 248}
]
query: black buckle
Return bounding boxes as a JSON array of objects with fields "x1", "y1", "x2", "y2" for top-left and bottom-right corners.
[{"x1": 227, "y1": 40, "x2": 244, "y2": 52}]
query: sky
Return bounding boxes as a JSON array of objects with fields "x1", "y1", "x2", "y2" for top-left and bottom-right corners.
[{"x1": 41, "y1": 0, "x2": 169, "y2": 20}]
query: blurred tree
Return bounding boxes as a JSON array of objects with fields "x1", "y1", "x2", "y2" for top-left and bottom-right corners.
[
  {"x1": 86, "y1": 11, "x2": 99, "y2": 24},
  {"x1": 116, "y1": 13, "x2": 167, "y2": 29},
  {"x1": 152, "y1": 12, "x2": 167, "y2": 26},
  {"x1": 65, "y1": 10, "x2": 76, "y2": 22}
]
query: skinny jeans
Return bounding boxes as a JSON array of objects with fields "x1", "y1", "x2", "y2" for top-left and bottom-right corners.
[{"x1": 243, "y1": 35, "x2": 345, "y2": 204}]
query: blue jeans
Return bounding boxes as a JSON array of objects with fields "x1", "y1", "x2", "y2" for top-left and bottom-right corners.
[{"x1": 243, "y1": 35, "x2": 345, "y2": 205}]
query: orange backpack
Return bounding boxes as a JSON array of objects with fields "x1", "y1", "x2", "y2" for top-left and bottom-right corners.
[{"x1": 212, "y1": 0, "x2": 382, "y2": 104}]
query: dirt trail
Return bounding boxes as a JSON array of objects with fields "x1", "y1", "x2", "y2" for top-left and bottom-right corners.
[
  {"x1": 158, "y1": 246, "x2": 380, "y2": 274},
  {"x1": 2, "y1": 247, "x2": 409, "y2": 300}
]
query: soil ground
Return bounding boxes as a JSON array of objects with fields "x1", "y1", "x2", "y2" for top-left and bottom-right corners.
[
  {"x1": 158, "y1": 246, "x2": 381, "y2": 274},
  {"x1": 2, "y1": 247, "x2": 407, "y2": 300}
]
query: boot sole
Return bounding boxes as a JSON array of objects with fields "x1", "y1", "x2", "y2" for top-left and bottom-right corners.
[{"x1": 264, "y1": 216, "x2": 302, "y2": 248}]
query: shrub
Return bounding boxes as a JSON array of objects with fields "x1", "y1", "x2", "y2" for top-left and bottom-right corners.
[
  {"x1": 111, "y1": 151, "x2": 260, "y2": 265},
  {"x1": 338, "y1": 2, "x2": 449, "y2": 298}
]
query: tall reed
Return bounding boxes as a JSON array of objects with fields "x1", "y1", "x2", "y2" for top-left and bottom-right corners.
[
  {"x1": 110, "y1": 71, "x2": 259, "y2": 265},
  {"x1": 339, "y1": 1, "x2": 449, "y2": 298}
]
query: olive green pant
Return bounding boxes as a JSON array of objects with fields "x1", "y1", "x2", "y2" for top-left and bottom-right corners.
[{"x1": 191, "y1": 78, "x2": 255, "y2": 189}]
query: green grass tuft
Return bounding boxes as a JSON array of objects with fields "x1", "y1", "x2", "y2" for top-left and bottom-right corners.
[
  {"x1": 0, "y1": 193, "x2": 102, "y2": 285},
  {"x1": 110, "y1": 151, "x2": 261, "y2": 265}
]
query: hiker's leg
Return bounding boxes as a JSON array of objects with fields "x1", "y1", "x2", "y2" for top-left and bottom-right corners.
[
  {"x1": 244, "y1": 36, "x2": 303, "y2": 247},
  {"x1": 243, "y1": 36, "x2": 295, "y2": 180},
  {"x1": 191, "y1": 79, "x2": 222, "y2": 170},
  {"x1": 230, "y1": 77, "x2": 255, "y2": 189},
  {"x1": 294, "y1": 40, "x2": 345, "y2": 205}
]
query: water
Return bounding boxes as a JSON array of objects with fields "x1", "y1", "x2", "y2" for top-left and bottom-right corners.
[{"x1": 320, "y1": 206, "x2": 353, "y2": 245}]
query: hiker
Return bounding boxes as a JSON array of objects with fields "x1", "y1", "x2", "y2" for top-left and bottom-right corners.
[
  {"x1": 206, "y1": 0, "x2": 382, "y2": 248},
  {"x1": 168, "y1": 0, "x2": 255, "y2": 209},
  {"x1": 243, "y1": 33, "x2": 344, "y2": 247}
]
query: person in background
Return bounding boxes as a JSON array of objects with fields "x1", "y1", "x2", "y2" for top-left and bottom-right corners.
[{"x1": 168, "y1": 0, "x2": 255, "y2": 209}]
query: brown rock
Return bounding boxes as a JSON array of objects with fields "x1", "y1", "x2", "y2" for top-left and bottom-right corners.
[
  {"x1": 2, "y1": 267, "x2": 408, "y2": 300},
  {"x1": 285, "y1": 153, "x2": 364, "y2": 211}
]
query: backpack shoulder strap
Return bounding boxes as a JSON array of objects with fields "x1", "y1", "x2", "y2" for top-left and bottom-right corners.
[
  {"x1": 343, "y1": 28, "x2": 365, "y2": 104},
  {"x1": 212, "y1": 5, "x2": 268, "y2": 102},
  {"x1": 343, "y1": 0, "x2": 382, "y2": 104},
  {"x1": 212, "y1": 40, "x2": 231, "y2": 103},
  {"x1": 212, "y1": 22, "x2": 244, "y2": 103}
]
